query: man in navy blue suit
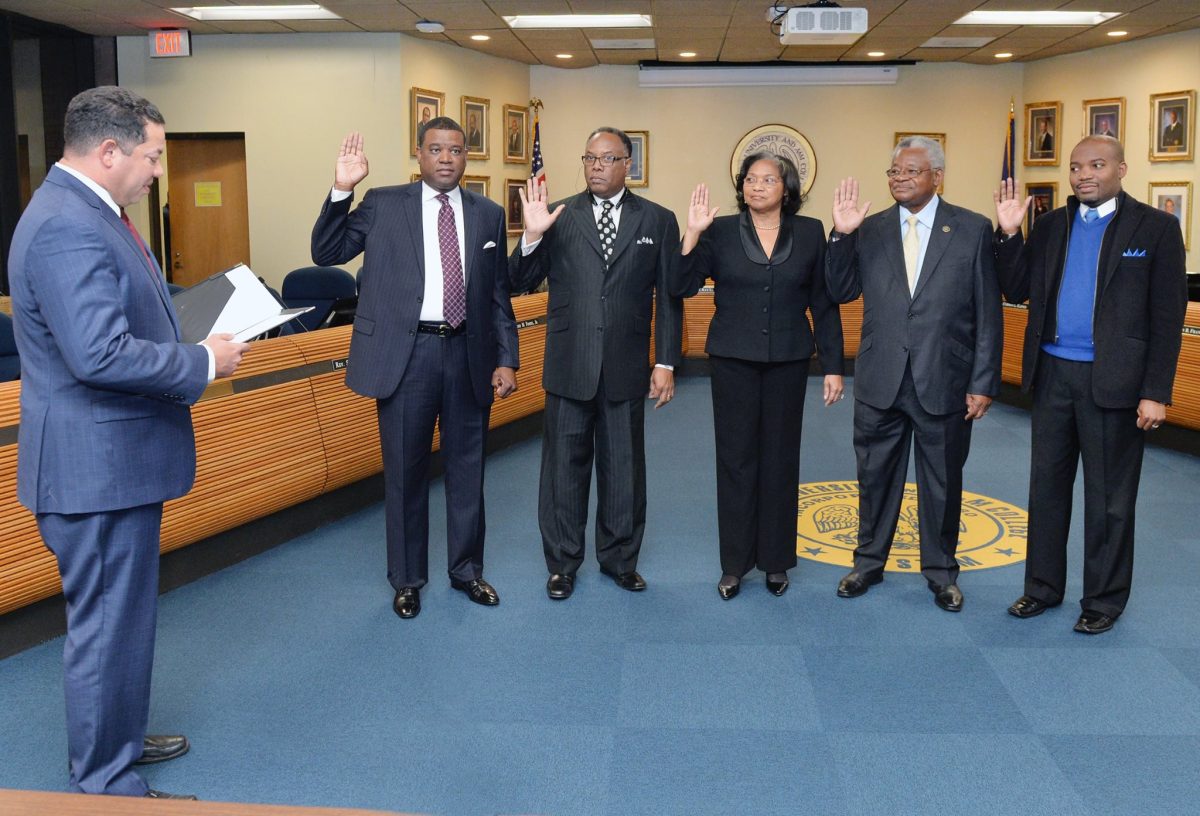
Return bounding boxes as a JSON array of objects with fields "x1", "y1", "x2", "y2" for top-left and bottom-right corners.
[
  {"x1": 312, "y1": 119, "x2": 519, "y2": 620},
  {"x1": 7, "y1": 86, "x2": 247, "y2": 798}
]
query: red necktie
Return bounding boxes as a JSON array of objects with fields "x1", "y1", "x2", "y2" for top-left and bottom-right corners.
[
  {"x1": 436, "y1": 193, "x2": 466, "y2": 327},
  {"x1": 119, "y1": 210, "x2": 154, "y2": 268}
]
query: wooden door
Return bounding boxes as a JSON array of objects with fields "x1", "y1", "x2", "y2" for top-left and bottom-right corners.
[{"x1": 165, "y1": 135, "x2": 250, "y2": 287}]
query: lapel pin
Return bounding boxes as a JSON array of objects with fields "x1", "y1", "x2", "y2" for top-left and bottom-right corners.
[{"x1": 942, "y1": 225, "x2": 951, "y2": 233}]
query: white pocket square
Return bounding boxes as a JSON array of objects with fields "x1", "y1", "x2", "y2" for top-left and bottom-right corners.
[
  {"x1": 482, "y1": 240, "x2": 497, "y2": 249},
  {"x1": 637, "y1": 236, "x2": 654, "y2": 245}
]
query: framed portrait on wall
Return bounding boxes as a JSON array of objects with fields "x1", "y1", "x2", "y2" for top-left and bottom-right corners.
[
  {"x1": 505, "y1": 178, "x2": 525, "y2": 235},
  {"x1": 1150, "y1": 90, "x2": 1195, "y2": 162},
  {"x1": 894, "y1": 131, "x2": 945, "y2": 193},
  {"x1": 503, "y1": 104, "x2": 528, "y2": 164},
  {"x1": 1083, "y1": 97, "x2": 1124, "y2": 142},
  {"x1": 461, "y1": 96, "x2": 489, "y2": 160},
  {"x1": 1024, "y1": 101, "x2": 1062, "y2": 166},
  {"x1": 1024, "y1": 182, "x2": 1057, "y2": 235},
  {"x1": 1149, "y1": 181, "x2": 1192, "y2": 250},
  {"x1": 462, "y1": 175, "x2": 489, "y2": 198},
  {"x1": 410, "y1": 172, "x2": 421, "y2": 183},
  {"x1": 625, "y1": 130, "x2": 649, "y2": 187},
  {"x1": 410, "y1": 87, "x2": 444, "y2": 156}
]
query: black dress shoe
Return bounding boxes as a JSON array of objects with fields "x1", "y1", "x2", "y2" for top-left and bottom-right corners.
[
  {"x1": 135, "y1": 734, "x2": 189, "y2": 765},
  {"x1": 146, "y1": 790, "x2": 198, "y2": 800},
  {"x1": 931, "y1": 583, "x2": 963, "y2": 612},
  {"x1": 1074, "y1": 610, "x2": 1117, "y2": 634},
  {"x1": 765, "y1": 572, "x2": 789, "y2": 597},
  {"x1": 836, "y1": 571, "x2": 882, "y2": 598},
  {"x1": 547, "y1": 573, "x2": 575, "y2": 600},
  {"x1": 393, "y1": 587, "x2": 420, "y2": 619},
  {"x1": 717, "y1": 575, "x2": 740, "y2": 600},
  {"x1": 451, "y1": 577, "x2": 500, "y2": 606},
  {"x1": 600, "y1": 567, "x2": 646, "y2": 591},
  {"x1": 1008, "y1": 595, "x2": 1059, "y2": 619}
]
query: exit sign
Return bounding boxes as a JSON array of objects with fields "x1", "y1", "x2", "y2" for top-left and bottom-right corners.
[{"x1": 149, "y1": 29, "x2": 191, "y2": 58}]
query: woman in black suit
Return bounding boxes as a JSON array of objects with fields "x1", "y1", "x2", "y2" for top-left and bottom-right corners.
[{"x1": 674, "y1": 153, "x2": 845, "y2": 599}]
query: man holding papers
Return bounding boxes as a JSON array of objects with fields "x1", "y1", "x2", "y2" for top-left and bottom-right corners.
[
  {"x1": 312, "y1": 118, "x2": 519, "y2": 620},
  {"x1": 7, "y1": 86, "x2": 247, "y2": 799}
]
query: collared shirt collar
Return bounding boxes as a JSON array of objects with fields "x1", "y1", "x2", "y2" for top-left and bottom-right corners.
[
  {"x1": 1079, "y1": 197, "x2": 1117, "y2": 220},
  {"x1": 56, "y1": 161, "x2": 120, "y2": 215},
  {"x1": 591, "y1": 187, "x2": 627, "y2": 210},
  {"x1": 898, "y1": 194, "x2": 940, "y2": 229},
  {"x1": 422, "y1": 182, "x2": 463, "y2": 205}
]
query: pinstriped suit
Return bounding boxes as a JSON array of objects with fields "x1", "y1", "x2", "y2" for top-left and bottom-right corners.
[
  {"x1": 510, "y1": 190, "x2": 682, "y2": 575},
  {"x1": 312, "y1": 182, "x2": 518, "y2": 591},
  {"x1": 9, "y1": 165, "x2": 210, "y2": 796}
]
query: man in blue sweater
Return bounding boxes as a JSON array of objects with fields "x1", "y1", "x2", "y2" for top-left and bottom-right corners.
[{"x1": 993, "y1": 136, "x2": 1187, "y2": 634}]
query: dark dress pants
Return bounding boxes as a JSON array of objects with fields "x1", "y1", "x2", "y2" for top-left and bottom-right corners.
[
  {"x1": 39, "y1": 504, "x2": 164, "y2": 797},
  {"x1": 377, "y1": 331, "x2": 489, "y2": 591},
  {"x1": 852, "y1": 364, "x2": 970, "y2": 587},
  {"x1": 1025, "y1": 353, "x2": 1145, "y2": 617},
  {"x1": 539, "y1": 374, "x2": 646, "y2": 576},
  {"x1": 709, "y1": 355, "x2": 808, "y2": 577}
]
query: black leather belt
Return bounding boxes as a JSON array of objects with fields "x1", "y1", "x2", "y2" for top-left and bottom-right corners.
[{"x1": 417, "y1": 321, "x2": 466, "y2": 337}]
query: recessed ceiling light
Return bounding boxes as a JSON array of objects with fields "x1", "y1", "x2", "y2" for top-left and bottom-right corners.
[
  {"x1": 504, "y1": 14, "x2": 652, "y2": 29},
  {"x1": 556, "y1": 53, "x2": 573, "y2": 59},
  {"x1": 1107, "y1": 30, "x2": 1128, "y2": 37},
  {"x1": 994, "y1": 52, "x2": 1014, "y2": 59},
  {"x1": 679, "y1": 51, "x2": 697, "y2": 58},
  {"x1": 414, "y1": 20, "x2": 444, "y2": 33},
  {"x1": 867, "y1": 51, "x2": 885, "y2": 57},
  {"x1": 171, "y1": 4, "x2": 339, "y2": 21},
  {"x1": 470, "y1": 34, "x2": 490, "y2": 41},
  {"x1": 956, "y1": 11, "x2": 1120, "y2": 26}
]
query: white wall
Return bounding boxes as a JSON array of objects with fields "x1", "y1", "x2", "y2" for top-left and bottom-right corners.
[{"x1": 116, "y1": 33, "x2": 529, "y2": 288}]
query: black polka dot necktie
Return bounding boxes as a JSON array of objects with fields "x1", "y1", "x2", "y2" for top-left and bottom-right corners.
[{"x1": 598, "y1": 199, "x2": 615, "y2": 261}]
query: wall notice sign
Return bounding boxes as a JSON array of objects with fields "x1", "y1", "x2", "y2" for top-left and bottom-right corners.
[
  {"x1": 149, "y1": 29, "x2": 191, "y2": 58},
  {"x1": 194, "y1": 182, "x2": 223, "y2": 207}
]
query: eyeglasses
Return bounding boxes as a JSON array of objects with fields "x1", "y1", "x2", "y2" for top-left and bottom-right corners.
[
  {"x1": 581, "y1": 154, "x2": 629, "y2": 167},
  {"x1": 744, "y1": 175, "x2": 781, "y2": 187},
  {"x1": 885, "y1": 167, "x2": 933, "y2": 179}
]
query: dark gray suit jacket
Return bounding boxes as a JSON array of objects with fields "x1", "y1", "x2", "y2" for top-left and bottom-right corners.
[
  {"x1": 995, "y1": 191, "x2": 1186, "y2": 407},
  {"x1": 509, "y1": 190, "x2": 682, "y2": 402},
  {"x1": 311, "y1": 182, "x2": 519, "y2": 406},
  {"x1": 826, "y1": 199, "x2": 1002, "y2": 415}
]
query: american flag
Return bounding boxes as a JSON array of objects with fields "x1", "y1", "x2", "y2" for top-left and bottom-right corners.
[
  {"x1": 1001, "y1": 99, "x2": 1016, "y2": 181},
  {"x1": 530, "y1": 107, "x2": 545, "y2": 182}
]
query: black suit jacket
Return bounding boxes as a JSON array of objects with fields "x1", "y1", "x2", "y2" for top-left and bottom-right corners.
[
  {"x1": 826, "y1": 199, "x2": 1002, "y2": 415},
  {"x1": 509, "y1": 190, "x2": 682, "y2": 402},
  {"x1": 673, "y1": 210, "x2": 843, "y2": 370},
  {"x1": 995, "y1": 191, "x2": 1187, "y2": 407},
  {"x1": 311, "y1": 183, "x2": 519, "y2": 406}
]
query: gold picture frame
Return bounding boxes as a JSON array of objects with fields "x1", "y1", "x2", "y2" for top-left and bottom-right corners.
[
  {"x1": 462, "y1": 175, "x2": 490, "y2": 198},
  {"x1": 1149, "y1": 180, "x2": 1192, "y2": 250},
  {"x1": 1082, "y1": 97, "x2": 1124, "y2": 142},
  {"x1": 1024, "y1": 101, "x2": 1062, "y2": 166},
  {"x1": 410, "y1": 87, "x2": 445, "y2": 156},
  {"x1": 503, "y1": 104, "x2": 528, "y2": 164},
  {"x1": 1024, "y1": 181, "x2": 1057, "y2": 235},
  {"x1": 1150, "y1": 90, "x2": 1195, "y2": 162},
  {"x1": 625, "y1": 130, "x2": 649, "y2": 188},
  {"x1": 461, "y1": 95, "x2": 489, "y2": 160},
  {"x1": 505, "y1": 178, "x2": 525, "y2": 235}
]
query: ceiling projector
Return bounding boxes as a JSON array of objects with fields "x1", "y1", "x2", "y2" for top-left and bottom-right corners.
[{"x1": 775, "y1": 5, "x2": 868, "y2": 45}]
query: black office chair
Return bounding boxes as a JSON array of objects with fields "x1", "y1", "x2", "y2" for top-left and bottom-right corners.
[
  {"x1": 0, "y1": 313, "x2": 20, "y2": 381},
  {"x1": 280, "y1": 266, "x2": 357, "y2": 332}
]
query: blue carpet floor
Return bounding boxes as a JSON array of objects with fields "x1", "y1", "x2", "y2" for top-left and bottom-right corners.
[{"x1": 3, "y1": 374, "x2": 1200, "y2": 815}]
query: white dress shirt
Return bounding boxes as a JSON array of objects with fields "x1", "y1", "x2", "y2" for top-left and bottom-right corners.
[{"x1": 898, "y1": 194, "x2": 941, "y2": 292}]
